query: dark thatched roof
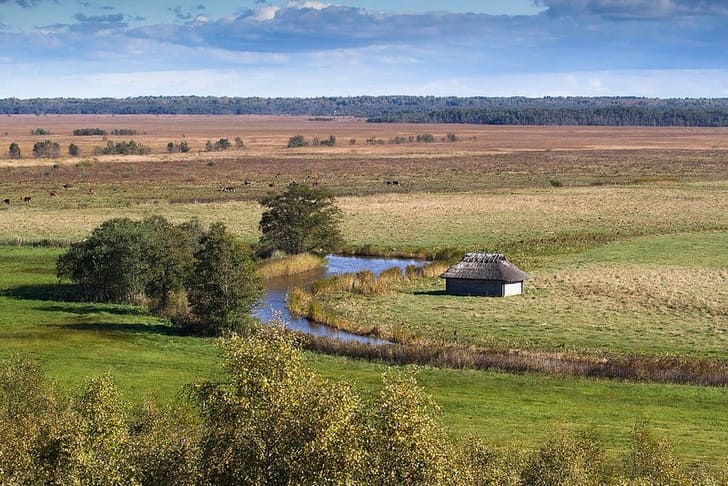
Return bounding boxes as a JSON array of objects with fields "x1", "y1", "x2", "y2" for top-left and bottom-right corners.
[{"x1": 440, "y1": 253, "x2": 529, "y2": 282}]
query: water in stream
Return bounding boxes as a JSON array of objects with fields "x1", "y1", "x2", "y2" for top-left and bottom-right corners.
[{"x1": 253, "y1": 255, "x2": 427, "y2": 344}]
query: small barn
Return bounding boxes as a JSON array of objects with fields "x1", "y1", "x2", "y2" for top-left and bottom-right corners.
[{"x1": 440, "y1": 253, "x2": 529, "y2": 297}]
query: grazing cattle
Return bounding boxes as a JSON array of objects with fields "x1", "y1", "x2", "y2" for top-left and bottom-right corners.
[
  {"x1": 392, "y1": 180, "x2": 400, "y2": 186},
  {"x1": 50, "y1": 191, "x2": 58, "y2": 197},
  {"x1": 268, "y1": 182, "x2": 275, "y2": 187},
  {"x1": 244, "y1": 180, "x2": 251, "y2": 186},
  {"x1": 2, "y1": 198, "x2": 9, "y2": 205},
  {"x1": 21, "y1": 196, "x2": 32, "y2": 203},
  {"x1": 386, "y1": 181, "x2": 392, "y2": 185},
  {"x1": 88, "y1": 189, "x2": 96, "y2": 195},
  {"x1": 62, "y1": 183, "x2": 72, "y2": 189}
]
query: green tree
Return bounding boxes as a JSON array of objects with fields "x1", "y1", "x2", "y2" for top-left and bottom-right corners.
[
  {"x1": 185, "y1": 223, "x2": 262, "y2": 335},
  {"x1": 8, "y1": 142, "x2": 21, "y2": 159},
  {"x1": 259, "y1": 183, "x2": 342, "y2": 255},
  {"x1": 57, "y1": 218, "x2": 156, "y2": 302},
  {"x1": 144, "y1": 216, "x2": 203, "y2": 310},
  {"x1": 68, "y1": 143, "x2": 80, "y2": 156}
]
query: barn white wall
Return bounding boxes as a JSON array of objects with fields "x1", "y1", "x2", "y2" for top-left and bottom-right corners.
[{"x1": 502, "y1": 282, "x2": 523, "y2": 297}]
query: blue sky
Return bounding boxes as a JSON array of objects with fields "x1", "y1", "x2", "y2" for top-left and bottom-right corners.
[{"x1": 1, "y1": 0, "x2": 727, "y2": 98}]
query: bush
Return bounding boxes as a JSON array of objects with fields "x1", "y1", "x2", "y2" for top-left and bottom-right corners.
[
  {"x1": 94, "y1": 140, "x2": 151, "y2": 155},
  {"x1": 110, "y1": 129, "x2": 137, "y2": 136},
  {"x1": 32, "y1": 140, "x2": 61, "y2": 158},
  {"x1": 8, "y1": 142, "x2": 21, "y2": 159},
  {"x1": 416, "y1": 133, "x2": 435, "y2": 143},
  {"x1": 30, "y1": 128, "x2": 51, "y2": 135},
  {"x1": 167, "y1": 141, "x2": 190, "y2": 153},
  {"x1": 287, "y1": 134, "x2": 308, "y2": 148},
  {"x1": 204, "y1": 138, "x2": 231, "y2": 152},
  {"x1": 68, "y1": 143, "x2": 80, "y2": 156},
  {"x1": 73, "y1": 128, "x2": 107, "y2": 136}
]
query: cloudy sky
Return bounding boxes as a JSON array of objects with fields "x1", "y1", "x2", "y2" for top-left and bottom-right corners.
[{"x1": 1, "y1": 0, "x2": 728, "y2": 98}]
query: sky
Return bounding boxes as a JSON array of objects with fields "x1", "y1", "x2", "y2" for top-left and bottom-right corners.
[{"x1": 1, "y1": 0, "x2": 728, "y2": 98}]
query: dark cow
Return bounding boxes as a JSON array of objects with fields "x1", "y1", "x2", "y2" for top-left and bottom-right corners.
[
  {"x1": 21, "y1": 196, "x2": 32, "y2": 203},
  {"x1": 2, "y1": 198, "x2": 9, "y2": 205},
  {"x1": 62, "y1": 183, "x2": 72, "y2": 189},
  {"x1": 50, "y1": 191, "x2": 58, "y2": 197}
]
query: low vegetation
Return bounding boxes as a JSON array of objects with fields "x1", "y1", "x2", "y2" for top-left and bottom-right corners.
[
  {"x1": 257, "y1": 252, "x2": 325, "y2": 279},
  {"x1": 1, "y1": 331, "x2": 724, "y2": 484},
  {"x1": 94, "y1": 140, "x2": 151, "y2": 155}
]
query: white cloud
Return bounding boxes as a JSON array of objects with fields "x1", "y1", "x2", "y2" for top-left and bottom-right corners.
[
  {"x1": 253, "y1": 5, "x2": 279, "y2": 21},
  {"x1": 286, "y1": 1, "x2": 330, "y2": 10}
]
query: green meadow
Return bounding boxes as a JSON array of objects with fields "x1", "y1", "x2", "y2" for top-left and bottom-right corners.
[{"x1": 1, "y1": 245, "x2": 727, "y2": 466}]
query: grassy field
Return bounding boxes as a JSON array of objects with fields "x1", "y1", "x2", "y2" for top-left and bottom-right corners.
[
  {"x1": 1, "y1": 245, "x2": 727, "y2": 466},
  {"x1": 310, "y1": 232, "x2": 728, "y2": 359},
  {"x1": 1, "y1": 116, "x2": 727, "y2": 467}
]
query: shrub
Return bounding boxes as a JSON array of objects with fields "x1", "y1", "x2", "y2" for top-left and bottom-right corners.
[
  {"x1": 445, "y1": 132, "x2": 459, "y2": 142},
  {"x1": 287, "y1": 134, "x2": 308, "y2": 148},
  {"x1": 94, "y1": 140, "x2": 151, "y2": 155},
  {"x1": 549, "y1": 178, "x2": 564, "y2": 187},
  {"x1": 30, "y1": 128, "x2": 51, "y2": 135},
  {"x1": 32, "y1": 140, "x2": 61, "y2": 158},
  {"x1": 110, "y1": 129, "x2": 137, "y2": 136},
  {"x1": 167, "y1": 141, "x2": 190, "y2": 153},
  {"x1": 416, "y1": 133, "x2": 435, "y2": 143},
  {"x1": 8, "y1": 142, "x2": 21, "y2": 159},
  {"x1": 205, "y1": 138, "x2": 231, "y2": 152},
  {"x1": 234, "y1": 136, "x2": 245, "y2": 149},
  {"x1": 73, "y1": 128, "x2": 107, "y2": 136},
  {"x1": 68, "y1": 143, "x2": 80, "y2": 156}
]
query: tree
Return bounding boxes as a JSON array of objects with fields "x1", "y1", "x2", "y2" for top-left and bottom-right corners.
[
  {"x1": 68, "y1": 143, "x2": 80, "y2": 156},
  {"x1": 259, "y1": 183, "x2": 342, "y2": 255},
  {"x1": 8, "y1": 142, "x2": 21, "y2": 159},
  {"x1": 186, "y1": 223, "x2": 262, "y2": 335},
  {"x1": 57, "y1": 218, "x2": 158, "y2": 302},
  {"x1": 192, "y1": 327, "x2": 365, "y2": 484},
  {"x1": 287, "y1": 134, "x2": 308, "y2": 148},
  {"x1": 32, "y1": 140, "x2": 61, "y2": 158}
]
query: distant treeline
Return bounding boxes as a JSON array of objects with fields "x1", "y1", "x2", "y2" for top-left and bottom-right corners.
[{"x1": 3, "y1": 96, "x2": 728, "y2": 126}]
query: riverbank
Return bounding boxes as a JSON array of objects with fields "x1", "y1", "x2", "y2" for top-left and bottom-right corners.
[{"x1": 258, "y1": 252, "x2": 325, "y2": 279}]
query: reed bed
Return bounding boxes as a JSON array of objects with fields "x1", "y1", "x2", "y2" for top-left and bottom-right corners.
[
  {"x1": 258, "y1": 252, "x2": 325, "y2": 279},
  {"x1": 302, "y1": 334, "x2": 728, "y2": 387}
]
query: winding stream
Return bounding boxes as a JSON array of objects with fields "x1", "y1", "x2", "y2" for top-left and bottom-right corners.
[{"x1": 253, "y1": 255, "x2": 427, "y2": 345}]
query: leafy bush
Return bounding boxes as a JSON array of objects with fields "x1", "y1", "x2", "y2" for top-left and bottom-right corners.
[
  {"x1": 30, "y1": 128, "x2": 51, "y2": 135},
  {"x1": 204, "y1": 138, "x2": 231, "y2": 151},
  {"x1": 287, "y1": 134, "x2": 308, "y2": 147},
  {"x1": 94, "y1": 140, "x2": 151, "y2": 155},
  {"x1": 8, "y1": 142, "x2": 21, "y2": 159},
  {"x1": 73, "y1": 128, "x2": 107, "y2": 136},
  {"x1": 32, "y1": 140, "x2": 61, "y2": 158},
  {"x1": 110, "y1": 129, "x2": 137, "y2": 135},
  {"x1": 416, "y1": 133, "x2": 435, "y2": 143},
  {"x1": 167, "y1": 141, "x2": 190, "y2": 153}
]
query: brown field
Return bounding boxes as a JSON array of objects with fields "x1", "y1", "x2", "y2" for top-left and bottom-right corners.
[
  {"x1": 3, "y1": 115, "x2": 728, "y2": 158},
  {"x1": 1, "y1": 115, "x2": 728, "y2": 211}
]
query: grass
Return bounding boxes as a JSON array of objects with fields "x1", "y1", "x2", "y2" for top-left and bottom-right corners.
[
  {"x1": 308, "y1": 354, "x2": 728, "y2": 467},
  {"x1": 0, "y1": 246, "x2": 219, "y2": 403},
  {"x1": 258, "y1": 252, "x2": 325, "y2": 279},
  {"x1": 299, "y1": 232, "x2": 728, "y2": 360},
  {"x1": 0, "y1": 245, "x2": 727, "y2": 466}
]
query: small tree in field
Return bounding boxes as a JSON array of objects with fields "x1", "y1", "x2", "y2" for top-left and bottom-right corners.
[
  {"x1": 186, "y1": 223, "x2": 261, "y2": 335},
  {"x1": 68, "y1": 143, "x2": 80, "y2": 156},
  {"x1": 259, "y1": 183, "x2": 342, "y2": 255},
  {"x1": 9, "y1": 142, "x2": 21, "y2": 159}
]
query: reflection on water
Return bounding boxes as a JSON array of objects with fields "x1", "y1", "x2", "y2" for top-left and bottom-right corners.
[{"x1": 253, "y1": 255, "x2": 426, "y2": 344}]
